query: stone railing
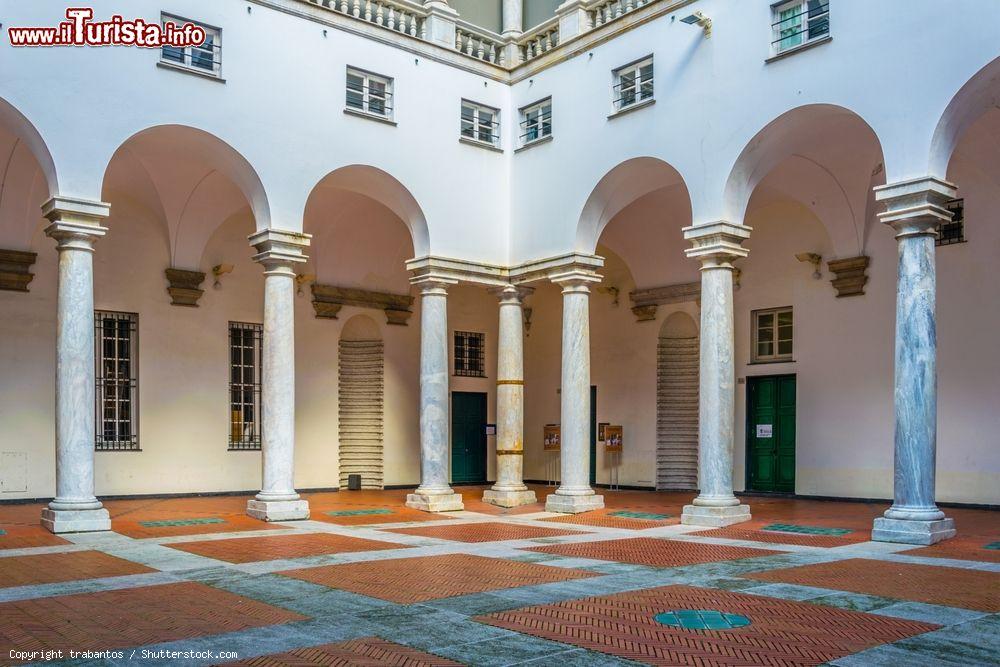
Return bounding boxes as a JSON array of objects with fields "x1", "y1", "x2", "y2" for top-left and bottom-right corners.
[
  {"x1": 307, "y1": 0, "x2": 427, "y2": 38},
  {"x1": 589, "y1": 0, "x2": 655, "y2": 29},
  {"x1": 515, "y1": 16, "x2": 560, "y2": 64},
  {"x1": 455, "y1": 20, "x2": 505, "y2": 65}
]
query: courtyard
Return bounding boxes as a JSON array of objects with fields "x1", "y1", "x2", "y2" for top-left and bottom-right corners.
[{"x1": 0, "y1": 487, "x2": 997, "y2": 666}]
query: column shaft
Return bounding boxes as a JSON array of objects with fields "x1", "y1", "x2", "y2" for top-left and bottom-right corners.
[{"x1": 502, "y1": 0, "x2": 523, "y2": 37}]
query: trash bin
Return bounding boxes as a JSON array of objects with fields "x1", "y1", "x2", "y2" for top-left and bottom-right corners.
[{"x1": 348, "y1": 474, "x2": 362, "y2": 491}]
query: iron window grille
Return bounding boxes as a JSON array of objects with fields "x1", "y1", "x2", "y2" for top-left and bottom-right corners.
[
  {"x1": 95, "y1": 311, "x2": 139, "y2": 451},
  {"x1": 229, "y1": 322, "x2": 263, "y2": 451},
  {"x1": 752, "y1": 307, "x2": 793, "y2": 363},
  {"x1": 937, "y1": 199, "x2": 966, "y2": 246},
  {"x1": 454, "y1": 331, "x2": 486, "y2": 377},
  {"x1": 519, "y1": 99, "x2": 552, "y2": 145},
  {"x1": 160, "y1": 15, "x2": 222, "y2": 76},
  {"x1": 461, "y1": 101, "x2": 501, "y2": 147},
  {"x1": 613, "y1": 57, "x2": 654, "y2": 111},
  {"x1": 772, "y1": 0, "x2": 829, "y2": 53},
  {"x1": 346, "y1": 68, "x2": 394, "y2": 119}
]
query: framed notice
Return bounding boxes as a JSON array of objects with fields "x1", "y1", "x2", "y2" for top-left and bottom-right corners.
[
  {"x1": 543, "y1": 424, "x2": 561, "y2": 451},
  {"x1": 605, "y1": 425, "x2": 623, "y2": 452}
]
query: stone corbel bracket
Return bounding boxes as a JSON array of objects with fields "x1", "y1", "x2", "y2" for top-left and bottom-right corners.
[
  {"x1": 629, "y1": 281, "x2": 701, "y2": 322},
  {"x1": 165, "y1": 268, "x2": 206, "y2": 306},
  {"x1": 827, "y1": 256, "x2": 870, "y2": 298},
  {"x1": 311, "y1": 283, "x2": 415, "y2": 325},
  {"x1": 0, "y1": 249, "x2": 38, "y2": 292}
]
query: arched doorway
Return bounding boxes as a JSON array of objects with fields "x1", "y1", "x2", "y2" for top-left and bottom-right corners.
[{"x1": 656, "y1": 312, "x2": 699, "y2": 490}]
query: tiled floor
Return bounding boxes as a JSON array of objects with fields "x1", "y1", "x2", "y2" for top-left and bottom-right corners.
[{"x1": 0, "y1": 486, "x2": 996, "y2": 666}]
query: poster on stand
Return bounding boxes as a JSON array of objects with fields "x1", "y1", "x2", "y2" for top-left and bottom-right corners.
[
  {"x1": 543, "y1": 424, "x2": 561, "y2": 451},
  {"x1": 605, "y1": 425, "x2": 623, "y2": 452}
]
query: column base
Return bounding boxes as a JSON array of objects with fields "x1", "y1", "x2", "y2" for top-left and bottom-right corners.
[
  {"x1": 681, "y1": 503, "x2": 751, "y2": 527},
  {"x1": 872, "y1": 516, "x2": 956, "y2": 545},
  {"x1": 482, "y1": 488, "x2": 537, "y2": 508},
  {"x1": 247, "y1": 499, "x2": 310, "y2": 522},
  {"x1": 405, "y1": 492, "x2": 464, "y2": 512},
  {"x1": 41, "y1": 507, "x2": 111, "y2": 534},
  {"x1": 545, "y1": 492, "x2": 604, "y2": 514}
]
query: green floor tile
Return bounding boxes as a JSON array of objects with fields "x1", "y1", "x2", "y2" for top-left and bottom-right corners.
[
  {"x1": 655, "y1": 609, "x2": 751, "y2": 630},
  {"x1": 983, "y1": 541, "x2": 1000, "y2": 550},
  {"x1": 762, "y1": 523, "x2": 852, "y2": 536},
  {"x1": 609, "y1": 510, "x2": 671, "y2": 521},
  {"x1": 326, "y1": 508, "x2": 395, "y2": 517},
  {"x1": 139, "y1": 517, "x2": 226, "y2": 527}
]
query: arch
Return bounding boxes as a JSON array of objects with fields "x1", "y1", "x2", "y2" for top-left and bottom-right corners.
[
  {"x1": 576, "y1": 157, "x2": 691, "y2": 254},
  {"x1": 0, "y1": 97, "x2": 58, "y2": 197},
  {"x1": 341, "y1": 313, "x2": 383, "y2": 341},
  {"x1": 305, "y1": 165, "x2": 430, "y2": 257},
  {"x1": 660, "y1": 311, "x2": 698, "y2": 339},
  {"x1": 929, "y1": 56, "x2": 1000, "y2": 179}
]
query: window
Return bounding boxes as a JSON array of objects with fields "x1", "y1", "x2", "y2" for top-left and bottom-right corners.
[
  {"x1": 160, "y1": 15, "x2": 221, "y2": 76},
  {"x1": 519, "y1": 98, "x2": 552, "y2": 146},
  {"x1": 461, "y1": 101, "x2": 500, "y2": 147},
  {"x1": 613, "y1": 57, "x2": 653, "y2": 112},
  {"x1": 454, "y1": 331, "x2": 486, "y2": 377},
  {"x1": 752, "y1": 308, "x2": 793, "y2": 363},
  {"x1": 772, "y1": 1, "x2": 829, "y2": 53},
  {"x1": 95, "y1": 311, "x2": 139, "y2": 451},
  {"x1": 229, "y1": 322, "x2": 263, "y2": 451},
  {"x1": 346, "y1": 68, "x2": 394, "y2": 119},
  {"x1": 937, "y1": 199, "x2": 966, "y2": 246}
]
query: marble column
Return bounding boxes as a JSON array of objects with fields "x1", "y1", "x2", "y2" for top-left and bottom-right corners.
[
  {"x1": 40, "y1": 197, "x2": 112, "y2": 534},
  {"x1": 483, "y1": 285, "x2": 536, "y2": 508},
  {"x1": 406, "y1": 278, "x2": 464, "y2": 512},
  {"x1": 545, "y1": 270, "x2": 604, "y2": 513},
  {"x1": 246, "y1": 230, "x2": 311, "y2": 522},
  {"x1": 502, "y1": 0, "x2": 523, "y2": 38},
  {"x1": 680, "y1": 222, "x2": 753, "y2": 527},
  {"x1": 872, "y1": 177, "x2": 956, "y2": 545}
]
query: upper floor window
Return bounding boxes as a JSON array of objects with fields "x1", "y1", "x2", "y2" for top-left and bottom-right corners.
[
  {"x1": 772, "y1": 1, "x2": 829, "y2": 54},
  {"x1": 461, "y1": 101, "x2": 500, "y2": 148},
  {"x1": 160, "y1": 15, "x2": 221, "y2": 76},
  {"x1": 613, "y1": 57, "x2": 653, "y2": 112},
  {"x1": 229, "y1": 322, "x2": 263, "y2": 451},
  {"x1": 95, "y1": 311, "x2": 139, "y2": 451},
  {"x1": 752, "y1": 307, "x2": 793, "y2": 363},
  {"x1": 938, "y1": 199, "x2": 966, "y2": 246},
  {"x1": 519, "y1": 98, "x2": 552, "y2": 147},
  {"x1": 346, "y1": 67, "x2": 394, "y2": 119},
  {"x1": 454, "y1": 331, "x2": 486, "y2": 377}
]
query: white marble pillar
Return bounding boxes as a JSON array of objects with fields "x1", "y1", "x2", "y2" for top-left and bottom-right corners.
[
  {"x1": 483, "y1": 285, "x2": 536, "y2": 508},
  {"x1": 246, "y1": 230, "x2": 311, "y2": 522},
  {"x1": 407, "y1": 278, "x2": 464, "y2": 512},
  {"x1": 502, "y1": 0, "x2": 523, "y2": 38},
  {"x1": 40, "y1": 197, "x2": 112, "y2": 534},
  {"x1": 681, "y1": 222, "x2": 753, "y2": 527},
  {"x1": 872, "y1": 177, "x2": 956, "y2": 545},
  {"x1": 545, "y1": 270, "x2": 604, "y2": 513}
]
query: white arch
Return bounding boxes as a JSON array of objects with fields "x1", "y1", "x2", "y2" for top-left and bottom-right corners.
[
  {"x1": 929, "y1": 56, "x2": 1000, "y2": 179},
  {"x1": 0, "y1": 96, "x2": 58, "y2": 197}
]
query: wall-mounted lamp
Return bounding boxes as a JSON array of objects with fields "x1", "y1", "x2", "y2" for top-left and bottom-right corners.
[
  {"x1": 796, "y1": 253, "x2": 823, "y2": 280},
  {"x1": 680, "y1": 11, "x2": 712, "y2": 37},
  {"x1": 212, "y1": 263, "x2": 234, "y2": 289},
  {"x1": 295, "y1": 273, "x2": 316, "y2": 297},
  {"x1": 523, "y1": 307, "x2": 533, "y2": 337}
]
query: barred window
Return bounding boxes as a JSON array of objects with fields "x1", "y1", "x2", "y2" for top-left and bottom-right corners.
[
  {"x1": 454, "y1": 331, "x2": 486, "y2": 377},
  {"x1": 613, "y1": 57, "x2": 653, "y2": 112},
  {"x1": 772, "y1": 0, "x2": 829, "y2": 54},
  {"x1": 160, "y1": 14, "x2": 222, "y2": 76},
  {"x1": 95, "y1": 311, "x2": 139, "y2": 451},
  {"x1": 937, "y1": 199, "x2": 966, "y2": 246},
  {"x1": 519, "y1": 98, "x2": 552, "y2": 146},
  {"x1": 346, "y1": 67, "x2": 394, "y2": 119},
  {"x1": 461, "y1": 100, "x2": 500, "y2": 147},
  {"x1": 229, "y1": 322, "x2": 263, "y2": 451}
]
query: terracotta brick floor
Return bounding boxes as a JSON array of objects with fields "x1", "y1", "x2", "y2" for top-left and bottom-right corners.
[
  {"x1": 0, "y1": 551, "x2": 154, "y2": 588},
  {"x1": 476, "y1": 584, "x2": 939, "y2": 667},
  {"x1": 221, "y1": 637, "x2": 461, "y2": 666},
  {"x1": 0, "y1": 526, "x2": 69, "y2": 550},
  {"x1": 280, "y1": 553, "x2": 596, "y2": 603},
  {"x1": 114, "y1": 514, "x2": 283, "y2": 539},
  {"x1": 747, "y1": 558, "x2": 1000, "y2": 612},
  {"x1": 0, "y1": 582, "x2": 305, "y2": 663},
  {"x1": 693, "y1": 521, "x2": 869, "y2": 548},
  {"x1": 168, "y1": 532, "x2": 402, "y2": 564},
  {"x1": 906, "y1": 537, "x2": 1000, "y2": 563},
  {"x1": 528, "y1": 537, "x2": 781, "y2": 567},
  {"x1": 312, "y1": 507, "x2": 448, "y2": 527},
  {"x1": 387, "y1": 521, "x2": 583, "y2": 543},
  {"x1": 543, "y1": 509, "x2": 680, "y2": 530}
]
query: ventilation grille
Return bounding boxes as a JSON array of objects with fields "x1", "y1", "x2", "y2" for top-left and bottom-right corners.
[
  {"x1": 656, "y1": 336, "x2": 699, "y2": 490},
  {"x1": 338, "y1": 340, "x2": 384, "y2": 490}
]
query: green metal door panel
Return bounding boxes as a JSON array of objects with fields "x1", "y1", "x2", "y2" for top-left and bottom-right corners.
[
  {"x1": 776, "y1": 377, "x2": 797, "y2": 492},
  {"x1": 452, "y1": 392, "x2": 487, "y2": 483},
  {"x1": 747, "y1": 375, "x2": 795, "y2": 493}
]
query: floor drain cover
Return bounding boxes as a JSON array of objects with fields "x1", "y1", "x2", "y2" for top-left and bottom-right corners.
[
  {"x1": 0, "y1": 529, "x2": 6, "y2": 536},
  {"x1": 654, "y1": 609, "x2": 751, "y2": 631},
  {"x1": 984, "y1": 542, "x2": 1000, "y2": 550},
  {"x1": 139, "y1": 517, "x2": 225, "y2": 528},
  {"x1": 326, "y1": 509, "x2": 394, "y2": 517},
  {"x1": 762, "y1": 523, "x2": 852, "y2": 536},
  {"x1": 609, "y1": 510, "x2": 671, "y2": 521}
]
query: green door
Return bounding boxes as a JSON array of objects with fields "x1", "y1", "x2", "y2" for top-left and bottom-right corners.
[
  {"x1": 747, "y1": 375, "x2": 796, "y2": 493},
  {"x1": 451, "y1": 392, "x2": 487, "y2": 483}
]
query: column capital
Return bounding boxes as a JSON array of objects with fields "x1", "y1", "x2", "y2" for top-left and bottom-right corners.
[
  {"x1": 411, "y1": 274, "x2": 457, "y2": 296},
  {"x1": 490, "y1": 284, "x2": 534, "y2": 305},
  {"x1": 683, "y1": 221, "x2": 751, "y2": 268},
  {"x1": 42, "y1": 196, "x2": 110, "y2": 249},
  {"x1": 875, "y1": 176, "x2": 957, "y2": 238},
  {"x1": 550, "y1": 268, "x2": 601, "y2": 293},
  {"x1": 248, "y1": 229, "x2": 310, "y2": 272}
]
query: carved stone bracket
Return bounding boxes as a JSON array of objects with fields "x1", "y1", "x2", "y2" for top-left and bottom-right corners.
[
  {"x1": 827, "y1": 256, "x2": 870, "y2": 298},
  {"x1": 629, "y1": 281, "x2": 701, "y2": 321},
  {"x1": 0, "y1": 249, "x2": 38, "y2": 292},
  {"x1": 165, "y1": 268, "x2": 206, "y2": 307},
  {"x1": 311, "y1": 283, "x2": 415, "y2": 325}
]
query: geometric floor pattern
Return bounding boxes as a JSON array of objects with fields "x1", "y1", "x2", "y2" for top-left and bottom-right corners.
[
  {"x1": 0, "y1": 486, "x2": 997, "y2": 666},
  {"x1": 477, "y1": 584, "x2": 940, "y2": 666}
]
